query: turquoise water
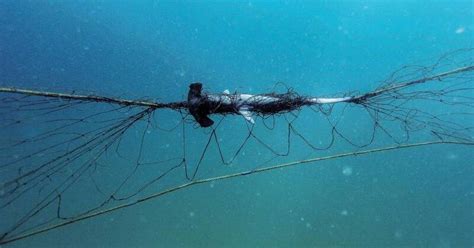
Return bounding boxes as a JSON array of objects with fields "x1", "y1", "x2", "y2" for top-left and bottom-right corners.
[{"x1": 0, "y1": 1, "x2": 473, "y2": 247}]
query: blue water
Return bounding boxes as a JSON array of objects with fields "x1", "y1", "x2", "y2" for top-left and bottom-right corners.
[{"x1": 0, "y1": 1, "x2": 473, "y2": 247}]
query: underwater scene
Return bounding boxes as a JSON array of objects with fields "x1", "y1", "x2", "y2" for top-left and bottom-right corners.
[{"x1": 0, "y1": 1, "x2": 473, "y2": 247}]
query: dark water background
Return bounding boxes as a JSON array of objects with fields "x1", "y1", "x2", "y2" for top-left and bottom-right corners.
[{"x1": 0, "y1": 1, "x2": 473, "y2": 247}]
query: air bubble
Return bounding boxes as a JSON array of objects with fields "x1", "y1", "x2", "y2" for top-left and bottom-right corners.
[{"x1": 342, "y1": 166, "x2": 353, "y2": 176}]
